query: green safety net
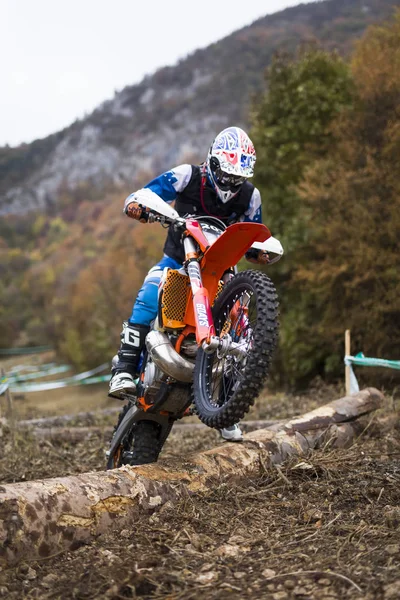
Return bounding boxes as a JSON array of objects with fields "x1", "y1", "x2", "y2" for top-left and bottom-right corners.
[
  {"x1": 0, "y1": 345, "x2": 53, "y2": 355},
  {"x1": 345, "y1": 352, "x2": 400, "y2": 370},
  {"x1": 344, "y1": 352, "x2": 400, "y2": 394},
  {"x1": 0, "y1": 363, "x2": 110, "y2": 394}
]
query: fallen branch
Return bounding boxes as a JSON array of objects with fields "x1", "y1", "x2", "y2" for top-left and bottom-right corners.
[
  {"x1": 0, "y1": 388, "x2": 384, "y2": 566},
  {"x1": 17, "y1": 408, "x2": 121, "y2": 428},
  {"x1": 29, "y1": 420, "x2": 281, "y2": 442}
]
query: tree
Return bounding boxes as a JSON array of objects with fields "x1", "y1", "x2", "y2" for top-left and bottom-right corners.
[
  {"x1": 291, "y1": 13, "x2": 400, "y2": 383},
  {"x1": 250, "y1": 46, "x2": 354, "y2": 385}
]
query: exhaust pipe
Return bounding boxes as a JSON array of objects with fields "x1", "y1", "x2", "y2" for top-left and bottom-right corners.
[{"x1": 145, "y1": 330, "x2": 194, "y2": 383}]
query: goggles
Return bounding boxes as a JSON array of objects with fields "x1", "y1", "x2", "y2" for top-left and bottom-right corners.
[{"x1": 212, "y1": 165, "x2": 247, "y2": 191}]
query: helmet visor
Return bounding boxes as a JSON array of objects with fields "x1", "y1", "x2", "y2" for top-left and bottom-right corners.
[{"x1": 213, "y1": 165, "x2": 247, "y2": 191}]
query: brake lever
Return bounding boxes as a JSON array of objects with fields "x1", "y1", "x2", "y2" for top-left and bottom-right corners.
[
  {"x1": 171, "y1": 217, "x2": 186, "y2": 232},
  {"x1": 149, "y1": 213, "x2": 185, "y2": 230}
]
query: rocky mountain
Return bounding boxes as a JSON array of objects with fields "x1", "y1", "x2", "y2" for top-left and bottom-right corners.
[{"x1": 1, "y1": 0, "x2": 399, "y2": 215}]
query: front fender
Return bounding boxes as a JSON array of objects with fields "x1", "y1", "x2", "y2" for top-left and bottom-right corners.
[
  {"x1": 204, "y1": 222, "x2": 270, "y2": 270},
  {"x1": 183, "y1": 222, "x2": 270, "y2": 327}
]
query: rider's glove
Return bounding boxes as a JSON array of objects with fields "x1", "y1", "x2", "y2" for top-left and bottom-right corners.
[
  {"x1": 245, "y1": 248, "x2": 270, "y2": 265},
  {"x1": 124, "y1": 201, "x2": 150, "y2": 223}
]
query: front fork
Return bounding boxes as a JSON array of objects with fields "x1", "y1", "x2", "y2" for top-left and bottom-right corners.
[
  {"x1": 184, "y1": 237, "x2": 215, "y2": 345},
  {"x1": 183, "y1": 237, "x2": 247, "y2": 359}
]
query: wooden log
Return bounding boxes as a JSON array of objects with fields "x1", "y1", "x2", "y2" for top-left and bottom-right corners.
[
  {"x1": 29, "y1": 420, "x2": 282, "y2": 442},
  {"x1": 0, "y1": 388, "x2": 384, "y2": 566},
  {"x1": 17, "y1": 407, "x2": 122, "y2": 428}
]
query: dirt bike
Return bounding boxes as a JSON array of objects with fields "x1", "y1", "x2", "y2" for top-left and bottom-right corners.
[{"x1": 106, "y1": 188, "x2": 283, "y2": 468}]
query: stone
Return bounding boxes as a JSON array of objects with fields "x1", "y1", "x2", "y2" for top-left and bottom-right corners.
[
  {"x1": 42, "y1": 573, "x2": 58, "y2": 587},
  {"x1": 384, "y1": 580, "x2": 400, "y2": 599},
  {"x1": 215, "y1": 543, "x2": 241, "y2": 557},
  {"x1": 262, "y1": 568, "x2": 277, "y2": 578},
  {"x1": 293, "y1": 587, "x2": 308, "y2": 596},
  {"x1": 234, "y1": 572, "x2": 247, "y2": 579},
  {"x1": 272, "y1": 591, "x2": 288, "y2": 600},
  {"x1": 384, "y1": 507, "x2": 400, "y2": 530},
  {"x1": 25, "y1": 567, "x2": 37, "y2": 581},
  {"x1": 386, "y1": 544, "x2": 400, "y2": 556},
  {"x1": 195, "y1": 571, "x2": 218, "y2": 584}
]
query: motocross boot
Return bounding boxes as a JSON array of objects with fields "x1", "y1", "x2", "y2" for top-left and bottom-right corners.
[
  {"x1": 108, "y1": 322, "x2": 149, "y2": 399},
  {"x1": 220, "y1": 424, "x2": 243, "y2": 442}
]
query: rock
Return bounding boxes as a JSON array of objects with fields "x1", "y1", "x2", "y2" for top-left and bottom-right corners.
[
  {"x1": 303, "y1": 508, "x2": 323, "y2": 523},
  {"x1": 0, "y1": 588, "x2": 8, "y2": 597},
  {"x1": 384, "y1": 580, "x2": 400, "y2": 599},
  {"x1": 200, "y1": 563, "x2": 215, "y2": 572},
  {"x1": 215, "y1": 543, "x2": 241, "y2": 557},
  {"x1": 262, "y1": 569, "x2": 276, "y2": 578},
  {"x1": 233, "y1": 572, "x2": 247, "y2": 579},
  {"x1": 25, "y1": 567, "x2": 37, "y2": 580},
  {"x1": 195, "y1": 571, "x2": 218, "y2": 584},
  {"x1": 386, "y1": 544, "x2": 400, "y2": 556},
  {"x1": 219, "y1": 582, "x2": 242, "y2": 591},
  {"x1": 293, "y1": 587, "x2": 308, "y2": 596},
  {"x1": 190, "y1": 532, "x2": 211, "y2": 551},
  {"x1": 99, "y1": 549, "x2": 119, "y2": 562},
  {"x1": 384, "y1": 506, "x2": 400, "y2": 530},
  {"x1": 42, "y1": 573, "x2": 58, "y2": 589},
  {"x1": 272, "y1": 591, "x2": 288, "y2": 600},
  {"x1": 148, "y1": 514, "x2": 159, "y2": 524},
  {"x1": 120, "y1": 529, "x2": 131, "y2": 538},
  {"x1": 158, "y1": 500, "x2": 174, "y2": 514},
  {"x1": 284, "y1": 579, "x2": 296, "y2": 589}
]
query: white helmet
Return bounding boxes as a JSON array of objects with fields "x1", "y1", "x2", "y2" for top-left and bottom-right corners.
[{"x1": 206, "y1": 126, "x2": 256, "y2": 203}]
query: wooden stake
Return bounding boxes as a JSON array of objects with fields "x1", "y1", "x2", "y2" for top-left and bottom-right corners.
[
  {"x1": 0, "y1": 368, "x2": 13, "y2": 418},
  {"x1": 345, "y1": 329, "x2": 351, "y2": 395}
]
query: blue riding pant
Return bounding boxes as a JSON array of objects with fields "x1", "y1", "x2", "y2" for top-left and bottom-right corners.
[{"x1": 128, "y1": 255, "x2": 182, "y2": 326}]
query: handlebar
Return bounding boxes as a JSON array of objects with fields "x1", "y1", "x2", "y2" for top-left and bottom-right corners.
[{"x1": 150, "y1": 212, "x2": 186, "y2": 230}]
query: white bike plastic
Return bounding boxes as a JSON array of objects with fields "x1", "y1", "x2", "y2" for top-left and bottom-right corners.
[
  {"x1": 130, "y1": 188, "x2": 284, "y2": 263},
  {"x1": 252, "y1": 236, "x2": 284, "y2": 264},
  {"x1": 130, "y1": 188, "x2": 180, "y2": 220}
]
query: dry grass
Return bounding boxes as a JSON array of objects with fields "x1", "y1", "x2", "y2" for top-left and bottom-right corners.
[
  {"x1": 0, "y1": 426, "x2": 399, "y2": 599},
  {"x1": 1, "y1": 355, "x2": 399, "y2": 599}
]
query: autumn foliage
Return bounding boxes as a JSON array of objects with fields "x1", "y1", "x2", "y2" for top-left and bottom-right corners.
[
  {"x1": 1, "y1": 11, "x2": 400, "y2": 389},
  {"x1": 252, "y1": 13, "x2": 400, "y2": 385},
  {"x1": 294, "y1": 14, "x2": 400, "y2": 381}
]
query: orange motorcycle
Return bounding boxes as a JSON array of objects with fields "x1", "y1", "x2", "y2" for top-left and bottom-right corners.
[{"x1": 106, "y1": 189, "x2": 283, "y2": 468}]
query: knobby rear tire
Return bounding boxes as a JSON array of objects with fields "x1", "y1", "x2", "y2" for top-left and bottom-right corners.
[
  {"x1": 107, "y1": 406, "x2": 172, "y2": 468},
  {"x1": 193, "y1": 270, "x2": 279, "y2": 429},
  {"x1": 127, "y1": 420, "x2": 165, "y2": 465}
]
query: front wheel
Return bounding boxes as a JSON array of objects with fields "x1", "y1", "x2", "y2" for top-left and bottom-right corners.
[{"x1": 193, "y1": 270, "x2": 279, "y2": 429}]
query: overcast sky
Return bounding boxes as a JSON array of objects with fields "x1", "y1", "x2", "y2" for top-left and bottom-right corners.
[{"x1": 1, "y1": 0, "x2": 312, "y2": 147}]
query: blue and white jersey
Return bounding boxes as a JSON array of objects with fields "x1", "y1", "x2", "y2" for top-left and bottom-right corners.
[{"x1": 124, "y1": 164, "x2": 262, "y2": 224}]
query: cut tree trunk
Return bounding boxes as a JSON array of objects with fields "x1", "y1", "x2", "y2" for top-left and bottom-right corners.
[
  {"x1": 29, "y1": 420, "x2": 281, "y2": 442},
  {"x1": 0, "y1": 388, "x2": 384, "y2": 566},
  {"x1": 17, "y1": 407, "x2": 122, "y2": 428}
]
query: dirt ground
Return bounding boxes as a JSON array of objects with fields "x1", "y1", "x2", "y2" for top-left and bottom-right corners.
[{"x1": 0, "y1": 358, "x2": 399, "y2": 599}]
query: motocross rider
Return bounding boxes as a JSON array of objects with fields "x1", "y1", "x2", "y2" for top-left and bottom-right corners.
[{"x1": 109, "y1": 126, "x2": 269, "y2": 441}]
